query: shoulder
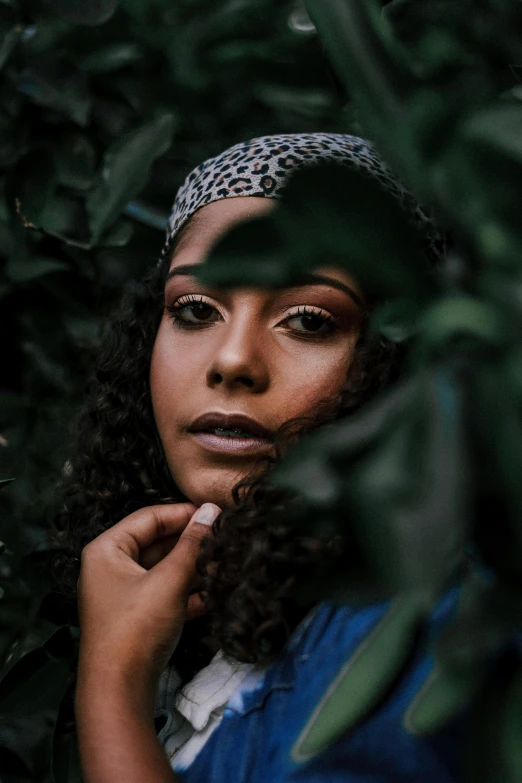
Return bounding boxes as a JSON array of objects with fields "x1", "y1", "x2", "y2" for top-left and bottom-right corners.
[{"x1": 175, "y1": 588, "x2": 468, "y2": 783}]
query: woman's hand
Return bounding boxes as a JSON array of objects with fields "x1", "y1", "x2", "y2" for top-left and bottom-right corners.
[
  {"x1": 76, "y1": 501, "x2": 221, "y2": 703},
  {"x1": 75, "y1": 502, "x2": 221, "y2": 783}
]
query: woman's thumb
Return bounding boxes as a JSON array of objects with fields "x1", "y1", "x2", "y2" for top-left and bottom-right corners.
[
  {"x1": 151, "y1": 503, "x2": 221, "y2": 591},
  {"x1": 190, "y1": 503, "x2": 222, "y2": 527}
]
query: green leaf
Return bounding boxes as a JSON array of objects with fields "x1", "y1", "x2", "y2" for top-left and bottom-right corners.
[
  {"x1": 503, "y1": 668, "x2": 522, "y2": 783},
  {"x1": 79, "y1": 42, "x2": 142, "y2": 72},
  {"x1": 200, "y1": 215, "x2": 291, "y2": 288},
  {"x1": 0, "y1": 220, "x2": 21, "y2": 261},
  {"x1": 0, "y1": 25, "x2": 22, "y2": 72},
  {"x1": 99, "y1": 218, "x2": 134, "y2": 247},
  {"x1": 435, "y1": 105, "x2": 522, "y2": 270},
  {"x1": 5, "y1": 257, "x2": 69, "y2": 284},
  {"x1": 352, "y1": 370, "x2": 467, "y2": 593},
  {"x1": 462, "y1": 104, "x2": 522, "y2": 268},
  {"x1": 279, "y1": 164, "x2": 441, "y2": 301},
  {"x1": 18, "y1": 61, "x2": 91, "y2": 126},
  {"x1": 86, "y1": 113, "x2": 174, "y2": 245},
  {"x1": 370, "y1": 298, "x2": 421, "y2": 343},
  {"x1": 41, "y1": 0, "x2": 118, "y2": 26},
  {"x1": 404, "y1": 573, "x2": 517, "y2": 735},
  {"x1": 255, "y1": 84, "x2": 334, "y2": 115},
  {"x1": 471, "y1": 363, "x2": 522, "y2": 578},
  {"x1": 5, "y1": 149, "x2": 57, "y2": 224},
  {"x1": 464, "y1": 654, "x2": 522, "y2": 783},
  {"x1": 415, "y1": 296, "x2": 508, "y2": 361},
  {"x1": 465, "y1": 103, "x2": 522, "y2": 166},
  {"x1": 63, "y1": 313, "x2": 101, "y2": 348},
  {"x1": 204, "y1": 163, "x2": 441, "y2": 301},
  {"x1": 0, "y1": 626, "x2": 76, "y2": 779},
  {"x1": 275, "y1": 366, "x2": 468, "y2": 596},
  {"x1": 53, "y1": 730, "x2": 82, "y2": 783},
  {"x1": 1, "y1": 620, "x2": 63, "y2": 681},
  {"x1": 54, "y1": 132, "x2": 96, "y2": 190},
  {"x1": 305, "y1": 0, "x2": 408, "y2": 122},
  {"x1": 304, "y1": 0, "x2": 420, "y2": 182},
  {"x1": 293, "y1": 595, "x2": 426, "y2": 760}
]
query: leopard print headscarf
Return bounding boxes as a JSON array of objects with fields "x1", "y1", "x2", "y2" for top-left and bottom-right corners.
[{"x1": 159, "y1": 133, "x2": 445, "y2": 265}]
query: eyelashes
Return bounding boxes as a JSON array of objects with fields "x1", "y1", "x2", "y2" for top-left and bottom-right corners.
[
  {"x1": 165, "y1": 294, "x2": 340, "y2": 337},
  {"x1": 287, "y1": 306, "x2": 339, "y2": 336},
  {"x1": 165, "y1": 295, "x2": 218, "y2": 326}
]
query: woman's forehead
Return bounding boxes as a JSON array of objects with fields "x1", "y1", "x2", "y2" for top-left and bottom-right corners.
[{"x1": 169, "y1": 196, "x2": 275, "y2": 269}]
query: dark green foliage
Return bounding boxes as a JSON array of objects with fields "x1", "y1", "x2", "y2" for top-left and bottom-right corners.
[
  {"x1": 281, "y1": 1, "x2": 521, "y2": 776},
  {"x1": 86, "y1": 113, "x2": 174, "y2": 244},
  {"x1": 0, "y1": 625, "x2": 78, "y2": 780},
  {"x1": 41, "y1": 0, "x2": 118, "y2": 26},
  {"x1": 205, "y1": 0, "x2": 522, "y2": 775},
  {"x1": 0, "y1": 0, "x2": 343, "y2": 778},
  {"x1": 202, "y1": 162, "x2": 441, "y2": 300},
  {"x1": 2, "y1": 0, "x2": 522, "y2": 779}
]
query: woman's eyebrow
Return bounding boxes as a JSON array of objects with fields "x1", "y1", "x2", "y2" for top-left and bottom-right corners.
[
  {"x1": 166, "y1": 264, "x2": 362, "y2": 307},
  {"x1": 166, "y1": 264, "x2": 204, "y2": 281},
  {"x1": 297, "y1": 273, "x2": 363, "y2": 307}
]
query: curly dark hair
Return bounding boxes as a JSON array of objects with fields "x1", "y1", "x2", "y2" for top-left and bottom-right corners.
[{"x1": 51, "y1": 238, "x2": 402, "y2": 679}]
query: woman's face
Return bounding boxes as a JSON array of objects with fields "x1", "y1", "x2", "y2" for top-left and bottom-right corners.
[{"x1": 150, "y1": 197, "x2": 363, "y2": 509}]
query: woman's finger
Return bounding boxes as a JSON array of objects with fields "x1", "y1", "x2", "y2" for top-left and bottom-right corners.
[
  {"x1": 151, "y1": 503, "x2": 221, "y2": 593},
  {"x1": 186, "y1": 592, "x2": 208, "y2": 621},
  {"x1": 139, "y1": 534, "x2": 180, "y2": 569},
  {"x1": 89, "y1": 502, "x2": 197, "y2": 561}
]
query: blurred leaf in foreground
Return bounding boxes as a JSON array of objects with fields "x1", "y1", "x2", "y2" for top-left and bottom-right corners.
[
  {"x1": 42, "y1": 0, "x2": 119, "y2": 26},
  {"x1": 87, "y1": 113, "x2": 175, "y2": 245}
]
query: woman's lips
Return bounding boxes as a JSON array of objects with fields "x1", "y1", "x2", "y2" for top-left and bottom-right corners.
[{"x1": 191, "y1": 431, "x2": 274, "y2": 455}]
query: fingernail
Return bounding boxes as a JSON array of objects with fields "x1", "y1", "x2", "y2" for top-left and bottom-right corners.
[{"x1": 193, "y1": 503, "x2": 221, "y2": 526}]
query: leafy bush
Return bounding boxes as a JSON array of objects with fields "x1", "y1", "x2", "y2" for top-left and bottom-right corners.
[
  {"x1": 0, "y1": 1, "x2": 343, "y2": 778},
  {"x1": 1, "y1": 0, "x2": 522, "y2": 780},
  {"x1": 193, "y1": 0, "x2": 522, "y2": 778}
]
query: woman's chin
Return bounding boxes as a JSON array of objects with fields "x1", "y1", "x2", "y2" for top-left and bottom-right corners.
[
  {"x1": 177, "y1": 482, "x2": 236, "y2": 511},
  {"x1": 172, "y1": 461, "x2": 264, "y2": 510},
  {"x1": 167, "y1": 439, "x2": 273, "y2": 511}
]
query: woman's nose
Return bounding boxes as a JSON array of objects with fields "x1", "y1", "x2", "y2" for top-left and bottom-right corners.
[{"x1": 206, "y1": 315, "x2": 270, "y2": 393}]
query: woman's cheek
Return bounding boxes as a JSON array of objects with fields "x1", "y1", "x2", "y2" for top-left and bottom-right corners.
[
  {"x1": 278, "y1": 339, "x2": 356, "y2": 416},
  {"x1": 150, "y1": 325, "x2": 190, "y2": 430},
  {"x1": 150, "y1": 321, "x2": 198, "y2": 396}
]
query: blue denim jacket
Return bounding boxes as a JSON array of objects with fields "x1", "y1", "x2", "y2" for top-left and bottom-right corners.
[{"x1": 159, "y1": 585, "x2": 474, "y2": 783}]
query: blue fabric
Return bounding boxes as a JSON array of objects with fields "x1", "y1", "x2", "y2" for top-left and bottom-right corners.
[{"x1": 174, "y1": 591, "x2": 468, "y2": 783}]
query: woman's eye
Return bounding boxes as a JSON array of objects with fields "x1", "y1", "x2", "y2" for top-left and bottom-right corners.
[
  {"x1": 166, "y1": 298, "x2": 220, "y2": 326},
  {"x1": 285, "y1": 309, "x2": 338, "y2": 336},
  {"x1": 166, "y1": 300, "x2": 338, "y2": 335}
]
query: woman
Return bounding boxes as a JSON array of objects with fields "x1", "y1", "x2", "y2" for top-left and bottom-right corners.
[{"x1": 55, "y1": 134, "x2": 458, "y2": 782}]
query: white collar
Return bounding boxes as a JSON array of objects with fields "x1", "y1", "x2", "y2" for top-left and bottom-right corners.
[{"x1": 175, "y1": 650, "x2": 256, "y2": 731}]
